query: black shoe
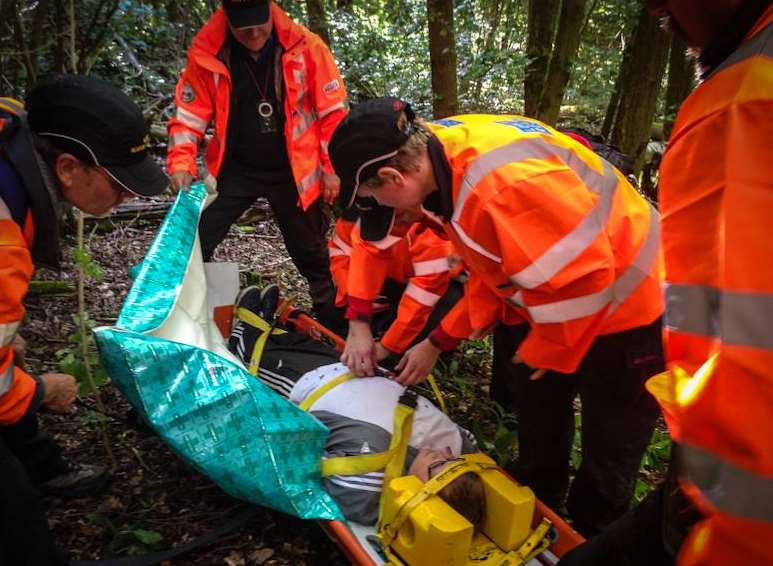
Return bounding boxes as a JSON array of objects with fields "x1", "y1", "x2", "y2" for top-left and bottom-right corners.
[
  {"x1": 235, "y1": 284, "x2": 279, "y2": 326},
  {"x1": 39, "y1": 463, "x2": 110, "y2": 499}
]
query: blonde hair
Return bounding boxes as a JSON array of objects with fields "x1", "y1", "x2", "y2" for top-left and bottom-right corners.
[
  {"x1": 361, "y1": 115, "x2": 432, "y2": 190},
  {"x1": 438, "y1": 472, "x2": 487, "y2": 533}
]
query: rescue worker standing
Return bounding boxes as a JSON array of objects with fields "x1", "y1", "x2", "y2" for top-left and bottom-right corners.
[
  {"x1": 1, "y1": 75, "x2": 167, "y2": 565},
  {"x1": 329, "y1": 102, "x2": 664, "y2": 536},
  {"x1": 559, "y1": 2, "x2": 773, "y2": 564},
  {"x1": 167, "y1": 0, "x2": 348, "y2": 326}
]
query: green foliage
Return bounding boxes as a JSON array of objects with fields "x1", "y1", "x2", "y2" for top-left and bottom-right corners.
[
  {"x1": 73, "y1": 247, "x2": 104, "y2": 281},
  {"x1": 86, "y1": 513, "x2": 164, "y2": 556},
  {"x1": 56, "y1": 314, "x2": 109, "y2": 394}
]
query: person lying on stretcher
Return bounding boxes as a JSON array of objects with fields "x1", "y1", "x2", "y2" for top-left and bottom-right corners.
[{"x1": 227, "y1": 284, "x2": 485, "y2": 528}]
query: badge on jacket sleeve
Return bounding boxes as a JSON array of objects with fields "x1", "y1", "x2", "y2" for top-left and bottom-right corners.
[
  {"x1": 181, "y1": 82, "x2": 196, "y2": 104},
  {"x1": 322, "y1": 79, "x2": 340, "y2": 95}
]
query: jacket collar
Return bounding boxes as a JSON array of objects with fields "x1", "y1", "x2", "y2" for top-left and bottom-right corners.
[
  {"x1": 189, "y1": 4, "x2": 306, "y2": 73},
  {"x1": 422, "y1": 134, "x2": 454, "y2": 222},
  {"x1": 698, "y1": 0, "x2": 772, "y2": 78}
]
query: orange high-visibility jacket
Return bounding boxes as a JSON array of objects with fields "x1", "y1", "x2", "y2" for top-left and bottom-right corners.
[
  {"x1": 0, "y1": 99, "x2": 43, "y2": 425},
  {"x1": 167, "y1": 4, "x2": 348, "y2": 210},
  {"x1": 650, "y1": 8, "x2": 773, "y2": 566},
  {"x1": 426, "y1": 115, "x2": 663, "y2": 373},
  {"x1": 329, "y1": 218, "x2": 454, "y2": 353}
]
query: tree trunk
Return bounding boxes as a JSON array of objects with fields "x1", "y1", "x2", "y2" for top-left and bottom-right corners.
[
  {"x1": 524, "y1": 0, "x2": 560, "y2": 117},
  {"x1": 305, "y1": 0, "x2": 331, "y2": 46},
  {"x1": 536, "y1": 0, "x2": 588, "y2": 125},
  {"x1": 610, "y1": 6, "x2": 670, "y2": 173},
  {"x1": 663, "y1": 35, "x2": 695, "y2": 138},
  {"x1": 427, "y1": 0, "x2": 458, "y2": 118}
]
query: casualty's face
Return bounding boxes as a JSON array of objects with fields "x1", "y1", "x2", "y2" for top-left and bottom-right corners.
[
  {"x1": 229, "y1": 13, "x2": 274, "y2": 53},
  {"x1": 410, "y1": 447, "x2": 456, "y2": 483}
]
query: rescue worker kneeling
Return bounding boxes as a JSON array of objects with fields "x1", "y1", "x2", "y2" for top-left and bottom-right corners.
[{"x1": 329, "y1": 208, "x2": 461, "y2": 372}]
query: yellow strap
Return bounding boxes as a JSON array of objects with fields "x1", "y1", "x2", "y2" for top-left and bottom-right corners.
[
  {"x1": 235, "y1": 306, "x2": 286, "y2": 375},
  {"x1": 0, "y1": 97, "x2": 24, "y2": 115},
  {"x1": 377, "y1": 398, "x2": 415, "y2": 526},
  {"x1": 299, "y1": 372, "x2": 355, "y2": 411},
  {"x1": 425, "y1": 373, "x2": 446, "y2": 414},
  {"x1": 508, "y1": 517, "x2": 553, "y2": 564}
]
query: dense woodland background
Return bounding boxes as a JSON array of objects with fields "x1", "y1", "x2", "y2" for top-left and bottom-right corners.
[
  {"x1": 2, "y1": 0, "x2": 696, "y2": 176},
  {"x1": 2, "y1": 0, "x2": 687, "y2": 562}
]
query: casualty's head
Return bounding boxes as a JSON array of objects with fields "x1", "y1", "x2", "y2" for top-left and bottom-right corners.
[
  {"x1": 26, "y1": 74, "x2": 167, "y2": 215},
  {"x1": 410, "y1": 447, "x2": 487, "y2": 532},
  {"x1": 643, "y1": 0, "x2": 746, "y2": 49},
  {"x1": 223, "y1": 0, "x2": 273, "y2": 53},
  {"x1": 329, "y1": 97, "x2": 434, "y2": 242}
]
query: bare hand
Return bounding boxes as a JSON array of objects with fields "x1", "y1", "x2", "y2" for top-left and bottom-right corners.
[
  {"x1": 512, "y1": 352, "x2": 547, "y2": 381},
  {"x1": 341, "y1": 320, "x2": 377, "y2": 376},
  {"x1": 170, "y1": 171, "x2": 194, "y2": 194},
  {"x1": 374, "y1": 341, "x2": 392, "y2": 362},
  {"x1": 11, "y1": 334, "x2": 26, "y2": 370},
  {"x1": 41, "y1": 373, "x2": 77, "y2": 413},
  {"x1": 395, "y1": 338, "x2": 440, "y2": 386},
  {"x1": 322, "y1": 173, "x2": 340, "y2": 205}
]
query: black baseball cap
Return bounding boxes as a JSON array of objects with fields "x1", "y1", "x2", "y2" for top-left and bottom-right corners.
[
  {"x1": 222, "y1": 0, "x2": 270, "y2": 29},
  {"x1": 329, "y1": 97, "x2": 415, "y2": 241},
  {"x1": 26, "y1": 75, "x2": 167, "y2": 197}
]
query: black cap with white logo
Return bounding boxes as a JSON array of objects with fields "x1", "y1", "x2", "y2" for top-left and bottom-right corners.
[
  {"x1": 329, "y1": 97, "x2": 416, "y2": 242},
  {"x1": 26, "y1": 74, "x2": 167, "y2": 197}
]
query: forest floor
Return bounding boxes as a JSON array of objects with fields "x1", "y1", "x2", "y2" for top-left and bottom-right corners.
[{"x1": 29, "y1": 197, "x2": 669, "y2": 565}]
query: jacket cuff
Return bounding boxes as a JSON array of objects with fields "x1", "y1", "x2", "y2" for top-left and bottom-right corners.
[
  {"x1": 429, "y1": 327, "x2": 462, "y2": 352},
  {"x1": 25, "y1": 373, "x2": 46, "y2": 417},
  {"x1": 345, "y1": 296, "x2": 373, "y2": 322}
]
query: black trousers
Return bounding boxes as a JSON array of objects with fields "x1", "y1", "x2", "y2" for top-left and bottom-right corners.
[
  {"x1": 0, "y1": 415, "x2": 69, "y2": 565},
  {"x1": 558, "y1": 446, "x2": 701, "y2": 566},
  {"x1": 201, "y1": 162, "x2": 334, "y2": 308},
  {"x1": 493, "y1": 319, "x2": 663, "y2": 537}
]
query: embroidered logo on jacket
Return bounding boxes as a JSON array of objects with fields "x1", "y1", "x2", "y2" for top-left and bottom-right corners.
[
  {"x1": 181, "y1": 82, "x2": 196, "y2": 104},
  {"x1": 322, "y1": 79, "x2": 340, "y2": 95}
]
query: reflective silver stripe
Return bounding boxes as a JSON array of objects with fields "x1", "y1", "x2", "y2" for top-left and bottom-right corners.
[
  {"x1": 168, "y1": 132, "x2": 199, "y2": 148},
  {"x1": 298, "y1": 165, "x2": 323, "y2": 195},
  {"x1": 524, "y1": 205, "x2": 659, "y2": 323},
  {"x1": 608, "y1": 204, "x2": 660, "y2": 312},
  {"x1": 405, "y1": 282, "x2": 441, "y2": 307},
  {"x1": 366, "y1": 234, "x2": 402, "y2": 251},
  {"x1": 0, "y1": 196, "x2": 10, "y2": 220},
  {"x1": 0, "y1": 363, "x2": 14, "y2": 396},
  {"x1": 413, "y1": 257, "x2": 449, "y2": 276},
  {"x1": 213, "y1": 74, "x2": 220, "y2": 90},
  {"x1": 527, "y1": 287, "x2": 612, "y2": 324},
  {"x1": 452, "y1": 137, "x2": 613, "y2": 265},
  {"x1": 320, "y1": 140, "x2": 329, "y2": 153},
  {"x1": 332, "y1": 233, "x2": 352, "y2": 256},
  {"x1": 318, "y1": 100, "x2": 347, "y2": 120},
  {"x1": 510, "y1": 160, "x2": 619, "y2": 289},
  {"x1": 329, "y1": 248, "x2": 347, "y2": 258},
  {"x1": 707, "y1": 22, "x2": 773, "y2": 79},
  {"x1": 506, "y1": 290, "x2": 525, "y2": 308},
  {"x1": 665, "y1": 284, "x2": 773, "y2": 350},
  {"x1": 0, "y1": 321, "x2": 20, "y2": 347},
  {"x1": 293, "y1": 107, "x2": 317, "y2": 140},
  {"x1": 682, "y1": 442, "x2": 773, "y2": 522},
  {"x1": 175, "y1": 107, "x2": 208, "y2": 133}
]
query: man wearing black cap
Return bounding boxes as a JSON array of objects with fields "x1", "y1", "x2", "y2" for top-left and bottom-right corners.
[
  {"x1": 329, "y1": 100, "x2": 666, "y2": 538},
  {"x1": 167, "y1": 0, "x2": 348, "y2": 328},
  {"x1": 0, "y1": 74, "x2": 167, "y2": 565}
]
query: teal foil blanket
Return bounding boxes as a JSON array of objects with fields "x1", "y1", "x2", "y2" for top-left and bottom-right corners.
[{"x1": 94, "y1": 183, "x2": 342, "y2": 521}]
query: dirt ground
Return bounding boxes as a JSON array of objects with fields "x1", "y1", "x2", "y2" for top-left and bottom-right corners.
[{"x1": 29, "y1": 199, "x2": 351, "y2": 565}]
